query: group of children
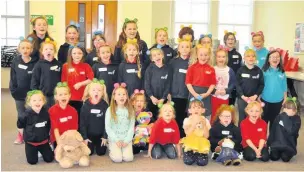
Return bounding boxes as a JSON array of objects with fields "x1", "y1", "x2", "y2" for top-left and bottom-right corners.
[{"x1": 9, "y1": 16, "x2": 301, "y2": 166}]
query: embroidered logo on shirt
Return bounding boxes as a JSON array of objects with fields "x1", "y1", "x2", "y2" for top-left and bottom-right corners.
[
  {"x1": 68, "y1": 68, "x2": 75, "y2": 72},
  {"x1": 252, "y1": 74, "x2": 259, "y2": 79},
  {"x1": 93, "y1": 57, "x2": 98, "y2": 61},
  {"x1": 28, "y1": 71, "x2": 33, "y2": 74},
  {"x1": 161, "y1": 74, "x2": 168, "y2": 79},
  {"x1": 96, "y1": 113, "x2": 103, "y2": 117},
  {"x1": 18, "y1": 64, "x2": 28, "y2": 70},
  {"x1": 205, "y1": 71, "x2": 211, "y2": 74},
  {"x1": 279, "y1": 120, "x2": 284, "y2": 127},
  {"x1": 167, "y1": 53, "x2": 172, "y2": 56},
  {"x1": 35, "y1": 121, "x2": 47, "y2": 128},
  {"x1": 261, "y1": 57, "x2": 266, "y2": 60},
  {"x1": 179, "y1": 69, "x2": 187, "y2": 74},
  {"x1": 99, "y1": 68, "x2": 107, "y2": 72},
  {"x1": 164, "y1": 128, "x2": 175, "y2": 133},
  {"x1": 279, "y1": 74, "x2": 284, "y2": 79},
  {"x1": 108, "y1": 70, "x2": 115, "y2": 75},
  {"x1": 233, "y1": 60, "x2": 239, "y2": 64},
  {"x1": 59, "y1": 117, "x2": 68, "y2": 123},
  {"x1": 55, "y1": 67, "x2": 61, "y2": 72},
  {"x1": 257, "y1": 128, "x2": 263, "y2": 132}
]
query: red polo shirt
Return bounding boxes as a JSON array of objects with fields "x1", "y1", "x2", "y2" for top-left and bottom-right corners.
[
  {"x1": 49, "y1": 104, "x2": 79, "y2": 143},
  {"x1": 61, "y1": 62, "x2": 94, "y2": 101},
  {"x1": 240, "y1": 117, "x2": 267, "y2": 148},
  {"x1": 185, "y1": 62, "x2": 216, "y2": 87},
  {"x1": 149, "y1": 118, "x2": 180, "y2": 145}
]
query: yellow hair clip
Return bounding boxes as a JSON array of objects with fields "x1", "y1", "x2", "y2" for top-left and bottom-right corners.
[
  {"x1": 177, "y1": 35, "x2": 192, "y2": 43},
  {"x1": 196, "y1": 43, "x2": 210, "y2": 49},
  {"x1": 155, "y1": 27, "x2": 168, "y2": 33},
  {"x1": 127, "y1": 38, "x2": 137, "y2": 44},
  {"x1": 45, "y1": 38, "x2": 57, "y2": 47},
  {"x1": 180, "y1": 25, "x2": 192, "y2": 29},
  {"x1": 224, "y1": 30, "x2": 237, "y2": 36}
]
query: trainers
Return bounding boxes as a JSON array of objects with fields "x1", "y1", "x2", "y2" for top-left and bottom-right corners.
[
  {"x1": 38, "y1": 152, "x2": 42, "y2": 158},
  {"x1": 14, "y1": 132, "x2": 24, "y2": 144},
  {"x1": 211, "y1": 152, "x2": 219, "y2": 160}
]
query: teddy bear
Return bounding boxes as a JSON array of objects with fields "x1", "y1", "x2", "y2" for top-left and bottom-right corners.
[
  {"x1": 133, "y1": 112, "x2": 153, "y2": 146},
  {"x1": 55, "y1": 130, "x2": 91, "y2": 168},
  {"x1": 180, "y1": 115, "x2": 210, "y2": 166},
  {"x1": 215, "y1": 138, "x2": 241, "y2": 166}
]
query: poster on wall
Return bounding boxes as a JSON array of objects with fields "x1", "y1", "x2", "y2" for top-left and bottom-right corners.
[{"x1": 295, "y1": 23, "x2": 304, "y2": 54}]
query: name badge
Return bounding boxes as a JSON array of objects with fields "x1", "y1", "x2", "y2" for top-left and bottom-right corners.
[
  {"x1": 35, "y1": 121, "x2": 46, "y2": 128},
  {"x1": 93, "y1": 57, "x2": 98, "y2": 61},
  {"x1": 232, "y1": 55, "x2": 239, "y2": 59},
  {"x1": 28, "y1": 71, "x2": 32, "y2": 74},
  {"x1": 18, "y1": 64, "x2": 28, "y2": 70},
  {"x1": 99, "y1": 68, "x2": 107, "y2": 72},
  {"x1": 68, "y1": 68, "x2": 75, "y2": 72},
  {"x1": 50, "y1": 65, "x2": 58, "y2": 70},
  {"x1": 257, "y1": 128, "x2": 263, "y2": 132},
  {"x1": 91, "y1": 109, "x2": 101, "y2": 114},
  {"x1": 127, "y1": 69, "x2": 136, "y2": 73},
  {"x1": 164, "y1": 128, "x2": 174, "y2": 133},
  {"x1": 279, "y1": 120, "x2": 284, "y2": 127},
  {"x1": 167, "y1": 53, "x2": 172, "y2": 56},
  {"x1": 205, "y1": 71, "x2": 211, "y2": 74},
  {"x1": 59, "y1": 117, "x2": 68, "y2": 123},
  {"x1": 80, "y1": 71, "x2": 85, "y2": 75},
  {"x1": 222, "y1": 130, "x2": 230, "y2": 135},
  {"x1": 179, "y1": 69, "x2": 187, "y2": 74},
  {"x1": 241, "y1": 73, "x2": 250, "y2": 78},
  {"x1": 279, "y1": 74, "x2": 284, "y2": 79}
]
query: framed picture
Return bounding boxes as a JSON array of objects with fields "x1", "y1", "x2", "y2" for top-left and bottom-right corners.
[{"x1": 294, "y1": 23, "x2": 304, "y2": 54}]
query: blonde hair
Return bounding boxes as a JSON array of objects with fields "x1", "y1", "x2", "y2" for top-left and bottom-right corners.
[
  {"x1": 177, "y1": 40, "x2": 192, "y2": 59},
  {"x1": 189, "y1": 44, "x2": 212, "y2": 66},
  {"x1": 282, "y1": 99, "x2": 298, "y2": 113},
  {"x1": 244, "y1": 49, "x2": 256, "y2": 58},
  {"x1": 150, "y1": 48, "x2": 164, "y2": 62},
  {"x1": 123, "y1": 42, "x2": 142, "y2": 78},
  {"x1": 154, "y1": 28, "x2": 168, "y2": 44},
  {"x1": 110, "y1": 86, "x2": 134, "y2": 122},
  {"x1": 158, "y1": 103, "x2": 176, "y2": 119},
  {"x1": 130, "y1": 92, "x2": 147, "y2": 109},
  {"x1": 98, "y1": 45, "x2": 112, "y2": 62},
  {"x1": 53, "y1": 82, "x2": 71, "y2": 103},
  {"x1": 25, "y1": 90, "x2": 46, "y2": 108},
  {"x1": 245, "y1": 101, "x2": 263, "y2": 116},
  {"x1": 18, "y1": 39, "x2": 33, "y2": 50},
  {"x1": 82, "y1": 82, "x2": 109, "y2": 104},
  {"x1": 215, "y1": 49, "x2": 229, "y2": 66}
]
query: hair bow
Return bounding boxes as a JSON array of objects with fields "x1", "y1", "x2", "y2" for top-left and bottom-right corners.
[
  {"x1": 45, "y1": 38, "x2": 57, "y2": 46},
  {"x1": 124, "y1": 18, "x2": 138, "y2": 24},
  {"x1": 244, "y1": 46, "x2": 250, "y2": 51},
  {"x1": 224, "y1": 30, "x2": 237, "y2": 35},
  {"x1": 155, "y1": 27, "x2": 168, "y2": 33},
  {"x1": 246, "y1": 99, "x2": 265, "y2": 107},
  {"x1": 269, "y1": 47, "x2": 281, "y2": 53},
  {"x1": 177, "y1": 35, "x2": 192, "y2": 43},
  {"x1": 158, "y1": 101, "x2": 175, "y2": 109},
  {"x1": 56, "y1": 82, "x2": 68, "y2": 87},
  {"x1": 92, "y1": 78, "x2": 105, "y2": 85},
  {"x1": 127, "y1": 38, "x2": 138, "y2": 44},
  {"x1": 218, "y1": 45, "x2": 229, "y2": 52},
  {"x1": 134, "y1": 89, "x2": 145, "y2": 94},
  {"x1": 93, "y1": 30, "x2": 103, "y2": 35},
  {"x1": 27, "y1": 90, "x2": 41, "y2": 97},
  {"x1": 114, "y1": 83, "x2": 127, "y2": 88},
  {"x1": 190, "y1": 97, "x2": 203, "y2": 102},
  {"x1": 69, "y1": 20, "x2": 80, "y2": 28},
  {"x1": 251, "y1": 31, "x2": 264, "y2": 38},
  {"x1": 200, "y1": 34, "x2": 212, "y2": 39},
  {"x1": 196, "y1": 44, "x2": 210, "y2": 49},
  {"x1": 69, "y1": 43, "x2": 82, "y2": 49},
  {"x1": 19, "y1": 36, "x2": 33, "y2": 42},
  {"x1": 230, "y1": 105, "x2": 234, "y2": 108},
  {"x1": 286, "y1": 97, "x2": 297, "y2": 103},
  {"x1": 180, "y1": 24, "x2": 192, "y2": 29}
]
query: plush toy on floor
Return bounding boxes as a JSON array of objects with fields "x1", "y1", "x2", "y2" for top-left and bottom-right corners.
[
  {"x1": 215, "y1": 138, "x2": 241, "y2": 166},
  {"x1": 133, "y1": 112, "x2": 153, "y2": 146},
  {"x1": 55, "y1": 130, "x2": 91, "y2": 168}
]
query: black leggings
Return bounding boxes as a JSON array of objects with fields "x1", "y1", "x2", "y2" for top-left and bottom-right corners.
[
  {"x1": 229, "y1": 89, "x2": 237, "y2": 106},
  {"x1": 151, "y1": 143, "x2": 177, "y2": 159},
  {"x1": 69, "y1": 100, "x2": 83, "y2": 126},
  {"x1": 183, "y1": 150, "x2": 208, "y2": 166},
  {"x1": 261, "y1": 99, "x2": 283, "y2": 129},
  {"x1": 243, "y1": 146, "x2": 269, "y2": 162},
  {"x1": 147, "y1": 100, "x2": 160, "y2": 122},
  {"x1": 270, "y1": 149, "x2": 294, "y2": 162},
  {"x1": 287, "y1": 78, "x2": 298, "y2": 97},
  {"x1": 87, "y1": 135, "x2": 107, "y2": 156},
  {"x1": 172, "y1": 98, "x2": 188, "y2": 138},
  {"x1": 25, "y1": 142, "x2": 54, "y2": 165},
  {"x1": 133, "y1": 144, "x2": 148, "y2": 154}
]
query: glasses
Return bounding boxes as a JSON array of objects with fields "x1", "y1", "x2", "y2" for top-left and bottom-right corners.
[
  {"x1": 220, "y1": 115, "x2": 231, "y2": 119},
  {"x1": 270, "y1": 56, "x2": 280, "y2": 59}
]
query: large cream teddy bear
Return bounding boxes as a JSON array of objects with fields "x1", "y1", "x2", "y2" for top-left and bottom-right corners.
[{"x1": 55, "y1": 130, "x2": 91, "y2": 168}]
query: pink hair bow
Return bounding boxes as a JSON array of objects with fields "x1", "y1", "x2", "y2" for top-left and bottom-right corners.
[
  {"x1": 246, "y1": 99, "x2": 265, "y2": 107},
  {"x1": 134, "y1": 89, "x2": 145, "y2": 94},
  {"x1": 251, "y1": 31, "x2": 264, "y2": 38},
  {"x1": 114, "y1": 83, "x2": 127, "y2": 88},
  {"x1": 269, "y1": 47, "x2": 281, "y2": 53},
  {"x1": 218, "y1": 45, "x2": 229, "y2": 52}
]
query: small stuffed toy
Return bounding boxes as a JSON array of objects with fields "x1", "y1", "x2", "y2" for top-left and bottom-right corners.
[
  {"x1": 133, "y1": 112, "x2": 153, "y2": 146},
  {"x1": 215, "y1": 138, "x2": 241, "y2": 166},
  {"x1": 55, "y1": 130, "x2": 91, "y2": 168}
]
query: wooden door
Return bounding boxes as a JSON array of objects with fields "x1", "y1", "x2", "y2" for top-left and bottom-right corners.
[{"x1": 65, "y1": 0, "x2": 117, "y2": 52}]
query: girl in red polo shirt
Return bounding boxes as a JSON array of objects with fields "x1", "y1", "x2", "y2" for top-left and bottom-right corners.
[
  {"x1": 146, "y1": 103, "x2": 181, "y2": 159},
  {"x1": 61, "y1": 45, "x2": 94, "y2": 118},
  {"x1": 186, "y1": 44, "x2": 216, "y2": 120},
  {"x1": 49, "y1": 82, "x2": 78, "y2": 148},
  {"x1": 240, "y1": 101, "x2": 269, "y2": 162}
]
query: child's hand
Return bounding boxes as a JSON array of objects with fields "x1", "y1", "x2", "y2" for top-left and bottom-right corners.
[
  {"x1": 144, "y1": 151, "x2": 152, "y2": 158},
  {"x1": 116, "y1": 141, "x2": 122, "y2": 148},
  {"x1": 167, "y1": 94, "x2": 172, "y2": 102},
  {"x1": 200, "y1": 93, "x2": 208, "y2": 99},
  {"x1": 255, "y1": 148, "x2": 262, "y2": 158},
  {"x1": 214, "y1": 90, "x2": 221, "y2": 96},
  {"x1": 151, "y1": 96, "x2": 159, "y2": 105},
  {"x1": 241, "y1": 95, "x2": 249, "y2": 102},
  {"x1": 159, "y1": 99, "x2": 164, "y2": 105},
  {"x1": 249, "y1": 95, "x2": 258, "y2": 101},
  {"x1": 121, "y1": 142, "x2": 128, "y2": 148},
  {"x1": 74, "y1": 82, "x2": 82, "y2": 90},
  {"x1": 84, "y1": 139, "x2": 92, "y2": 145},
  {"x1": 101, "y1": 138, "x2": 107, "y2": 146},
  {"x1": 219, "y1": 90, "x2": 226, "y2": 96}
]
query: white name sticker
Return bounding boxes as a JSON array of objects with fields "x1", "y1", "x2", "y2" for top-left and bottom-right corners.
[
  {"x1": 222, "y1": 130, "x2": 230, "y2": 135},
  {"x1": 241, "y1": 73, "x2": 250, "y2": 78},
  {"x1": 167, "y1": 53, "x2": 172, "y2": 56},
  {"x1": 35, "y1": 121, "x2": 46, "y2": 128},
  {"x1": 28, "y1": 71, "x2": 33, "y2": 74},
  {"x1": 127, "y1": 69, "x2": 136, "y2": 73},
  {"x1": 68, "y1": 68, "x2": 75, "y2": 72},
  {"x1": 80, "y1": 71, "x2": 85, "y2": 75},
  {"x1": 257, "y1": 128, "x2": 263, "y2": 132},
  {"x1": 179, "y1": 69, "x2": 187, "y2": 74},
  {"x1": 99, "y1": 68, "x2": 107, "y2": 72},
  {"x1": 93, "y1": 57, "x2": 98, "y2": 61},
  {"x1": 205, "y1": 71, "x2": 211, "y2": 74},
  {"x1": 233, "y1": 55, "x2": 239, "y2": 59},
  {"x1": 164, "y1": 128, "x2": 175, "y2": 133},
  {"x1": 50, "y1": 65, "x2": 58, "y2": 70},
  {"x1": 91, "y1": 109, "x2": 101, "y2": 114},
  {"x1": 18, "y1": 64, "x2": 28, "y2": 70},
  {"x1": 59, "y1": 117, "x2": 68, "y2": 123}
]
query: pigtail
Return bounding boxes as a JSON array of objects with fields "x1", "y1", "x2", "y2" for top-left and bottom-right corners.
[{"x1": 137, "y1": 55, "x2": 142, "y2": 78}]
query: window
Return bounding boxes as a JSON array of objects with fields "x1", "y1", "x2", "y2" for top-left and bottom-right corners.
[
  {"x1": 218, "y1": 0, "x2": 254, "y2": 54},
  {"x1": 1, "y1": 0, "x2": 29, "y2": 46},
  {"x1": 172, "y1": 0, "x2": 210, "y2": 41}
]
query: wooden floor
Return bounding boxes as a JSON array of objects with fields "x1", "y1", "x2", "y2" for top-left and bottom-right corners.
[{"x1": 1, "y1": 89, "x2": 304, "y2": 171}]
